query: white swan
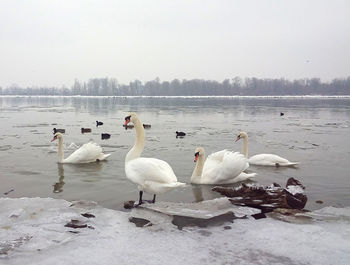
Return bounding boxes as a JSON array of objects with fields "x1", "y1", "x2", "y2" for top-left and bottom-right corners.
[
  {"x1": 124, "y1": 113, "x2": 185, "y2": 205},
  {"x1": 191, "y1": 147, "x2": 256, "y2": 184},
  {"x1": 235, "y1": 131, "x2": 299, "y2": 167},
  {"x1": 51, "y1": 132, "x2": 111, "y2": 164}
]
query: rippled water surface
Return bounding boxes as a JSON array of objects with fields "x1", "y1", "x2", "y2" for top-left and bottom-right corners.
[{"x1": 1, "y1": 96, "x2": 349, "y2": 210}]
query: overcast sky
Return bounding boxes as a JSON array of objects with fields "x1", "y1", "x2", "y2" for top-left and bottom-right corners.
[{"x1": 0, "y1": 0, "x2": 349, "y2": 88}]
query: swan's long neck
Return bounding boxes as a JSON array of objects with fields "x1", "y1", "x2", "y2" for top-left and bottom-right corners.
[
  {"x1": 191, "y1": 154, "x2": 205, "y2": 183},
  {"x1": 242, "y1": 136, "x2": 248, "y2": 158},
  {"x1": 57, "y1": 137, "x2": 64, "y2": 163},
  {"x1": 125, "y1": 117, "x2": 145, "y2": 163}
]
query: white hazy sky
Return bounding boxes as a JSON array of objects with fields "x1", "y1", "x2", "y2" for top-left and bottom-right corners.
[{"x1": 0, "y1": 0, "x2": 349, "y2": 88}]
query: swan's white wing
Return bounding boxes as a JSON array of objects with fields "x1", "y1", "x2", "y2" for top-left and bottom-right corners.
[
  {"x1": 206, "y1": 149, "x2": 228, "y2": 161},
  {"x1": 64, "y1": 142, "x2": 104, "y2": 163},
  {"x1": 203, "y1": 150, "x2": 230, "y2": 174},
  {"x1": 206, "y1": 149, "x2": 249, "y2": 170},
  {"x1": 202, "y1": 151, "x2": 248, "y2": 184},
  {"x1": 249, "y1": 154, "x2": 299, "y2": 166},
  {"x1": 125, "y1": 157, "x2": 178, "y2": 187}
]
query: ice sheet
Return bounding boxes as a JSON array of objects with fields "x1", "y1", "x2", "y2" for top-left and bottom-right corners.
[{"x1": 1, "y1": 197, "x2": 350, "y2": 265}]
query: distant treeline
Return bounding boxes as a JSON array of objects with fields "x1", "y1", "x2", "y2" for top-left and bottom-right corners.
[{"x1": 1, "y1": 76, "x2": 350, "y2": 96}]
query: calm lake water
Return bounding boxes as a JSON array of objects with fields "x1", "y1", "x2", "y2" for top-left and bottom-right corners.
[{"x1": 1, "y1": 96, "x2": 349, "y2": 211}]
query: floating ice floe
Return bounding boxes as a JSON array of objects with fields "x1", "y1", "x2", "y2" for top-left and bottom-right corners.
[{"x1": 1, "y1": 197, "x2": 350, "y2": 265}]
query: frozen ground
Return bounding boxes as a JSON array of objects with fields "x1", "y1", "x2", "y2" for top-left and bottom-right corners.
[{"x1": 1, "y1": 197, "x2": 350, "y2": 265}]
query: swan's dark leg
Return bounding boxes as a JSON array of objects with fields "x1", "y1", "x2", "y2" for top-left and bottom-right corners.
[
  {"x1": 135, "y1": 192, "x2": 156, "y2": 206},
  {"x1": 137, "y1": 190, "x2": 143, "y2": 206},
  {"x1": 143, "y1": 194, "x2": 156, "y2": 204}
]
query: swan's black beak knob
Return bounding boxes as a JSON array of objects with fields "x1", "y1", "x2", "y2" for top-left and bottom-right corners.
[{"x1": 194, "y1": 152, "x2": 199, "y2": 162}]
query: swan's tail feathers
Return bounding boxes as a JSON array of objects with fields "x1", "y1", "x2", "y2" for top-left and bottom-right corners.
[
  {"x1": 160, "y1": 181, "x2": 186, "y2": 189},
  {"x1": 279, "y1": 161, "x2": 300, "y2": 167},
  {"x1": 98, "y1": 153, "x2": 111, "y2": 161},
  {"x1": 232, "y1": 172, "x2": 257, "y2": 183},
  {"x1": 243, "y1": 172, "x2": 257, "y2": 178},
  {"x1": 143, "y1": 181, "x2": 186, "y2": 194},
  {"x1": 170, "y1": 181, "x2": 186, "y2": 188}
]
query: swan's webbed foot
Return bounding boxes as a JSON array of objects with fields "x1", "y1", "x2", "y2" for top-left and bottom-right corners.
[
  {"x1": 133, "y1": 192, "x2": 156, "y2": 207},
  {"x1": 144, "y1": 195, "x2": 156, "y2": 204},
  {"x1": 133, "y1": 201, "x2": 143, "y2": 207}
]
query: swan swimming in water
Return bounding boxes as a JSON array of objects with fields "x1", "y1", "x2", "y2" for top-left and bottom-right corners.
[
  {"x1": 51, "y1": 132, "x2": 111, "y2": 164},
  {"x1": 235, "y1": 131, "x2": 299, "y2": 167},
  {"x1": 191, "y1": 147, "x2": 256, "y2": 184},
  {"x1": 124, "y1": 113, "x2": 185, "y2": 206}
]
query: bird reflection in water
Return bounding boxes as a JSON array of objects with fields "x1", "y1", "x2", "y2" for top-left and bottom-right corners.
[
  {"x1": 191, "y1": 184, "x2": 204, "y2": 202},
  {"x1": 191, "y1": 182, "x2": 250, "y2": 203},
  {"x1": 53, "y1": 164, "x2": 65, "y2": 193},
  {"x1": 191, "y1": 184, "x2": 222, "y2": 202},
  {"x1": 53, "y1": 162, "x2": 105, "y2": 193}
]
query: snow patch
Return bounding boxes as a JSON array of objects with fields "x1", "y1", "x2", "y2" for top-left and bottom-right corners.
[{"x1": 285, "y1": 185, "x2": 304, "y2": 195}]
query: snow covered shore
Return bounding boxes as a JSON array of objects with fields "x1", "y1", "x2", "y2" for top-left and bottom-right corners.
[{"x1": 1, "y1": 197, "x2": 350, "y2": 265}]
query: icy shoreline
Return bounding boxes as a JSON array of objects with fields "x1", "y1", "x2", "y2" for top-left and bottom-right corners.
[{"x1": 1, "y1": 197, "x2": 350, "y2": 265}]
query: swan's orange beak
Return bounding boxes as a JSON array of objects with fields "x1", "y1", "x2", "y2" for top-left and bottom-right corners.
[
  {"x1": 124, "y1": 116, "x2": 130, "y2": 126},
  {"x1": 235, "y1": 135, "x2": 241, "y2": 142},
  {"x1": 51, "y1": 136, "x2": 57, "y2": 142},
  {"x1": 194, "y1": 153, "x2": 199, "y2": 162}
]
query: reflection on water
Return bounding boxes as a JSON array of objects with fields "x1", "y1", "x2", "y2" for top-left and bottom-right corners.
[
  {"x1": 53, "y1": 161, "x2": 105, "y2": 193},
  {"x1": 2, "y1": 96, "x2": 350, "y2": 117},
  {"x1": 191, "y1": 185, "x2": 205, "y2": 202},
  {"x1": 64, "y1": 161, "x2": 105, "y2": 173},
  {"x1": 53, "y1": 164, "x2": 65, "y2": 193}
]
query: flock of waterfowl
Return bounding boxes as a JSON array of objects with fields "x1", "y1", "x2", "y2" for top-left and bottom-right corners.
[{"x1": 51, "y1": 112, "x2": 299, "y2": 206}]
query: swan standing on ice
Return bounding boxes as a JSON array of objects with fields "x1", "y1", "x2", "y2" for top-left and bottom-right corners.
[
  {"x1": 51, "y1": 132, "x2": 111, "y2": 164},
  {"x1": 124, "y1": 113, "x2": 185, "y2": 206},
  {"x1": 191, "y1": 147, "x2": 256, "y2": 184},
  {"x1": 235, "y1": 131, "x2": 299, "y2": 167}
]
